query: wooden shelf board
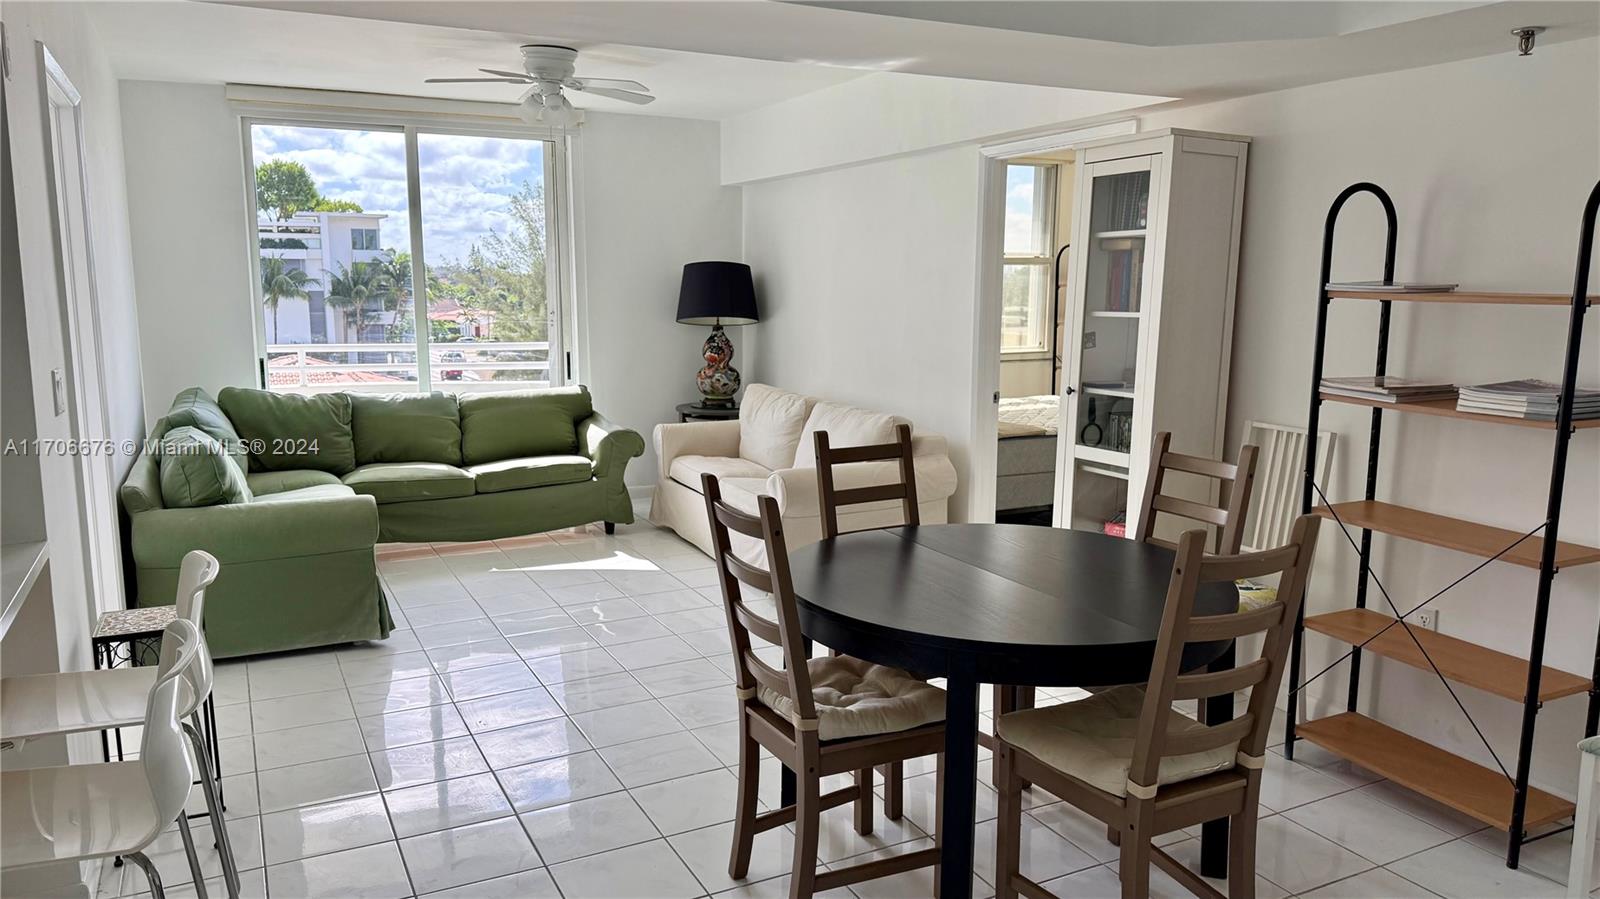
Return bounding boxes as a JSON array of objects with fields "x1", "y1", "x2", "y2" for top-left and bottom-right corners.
[
  {"x1": 1313, "y1": 500, "x2": 1600, "y2": 569},
  {"x1": 1319, "y1": 393, "x2": 1600, "y2": 430},
  {"x1": 1297, "y1": 713, "x2": 1573, "y2": 830},
  {"x1": 1305, "y1": 608, "x2": 1589, "y2": 702},
  {"x1": 1327, "y1": 289, "x2": 1594, "y2": 306}
]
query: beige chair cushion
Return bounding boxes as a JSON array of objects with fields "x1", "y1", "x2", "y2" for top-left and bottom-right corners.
[
  {"x1": 739, "y1": 384, "x2": 816, "y2": 471},
  {"x1": 997, "y1": 685, "x2": 1238, "y2": 796},
  {"x1": 791, "y1": 401, "x2": 909, "y2": 469},
  {"x1": 670, "y1": 455, "x2": 773, "y2": 492},
  {"x1": 758, "y1": 655, "x2": 945, "y2": 741}
]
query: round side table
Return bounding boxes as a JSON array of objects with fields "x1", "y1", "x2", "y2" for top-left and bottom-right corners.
[{"x1": 676, "y1": 402, "x2": 740, "y2": 423}]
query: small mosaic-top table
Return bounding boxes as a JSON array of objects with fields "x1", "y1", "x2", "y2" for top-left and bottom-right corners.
[{"x1": 92, "y1": 605, "x2": 223, "y2": 811}]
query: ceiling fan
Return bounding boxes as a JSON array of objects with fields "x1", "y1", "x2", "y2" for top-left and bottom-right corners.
[{"x1": 426, "y1": 45, "x2": 655, "y2": 127}]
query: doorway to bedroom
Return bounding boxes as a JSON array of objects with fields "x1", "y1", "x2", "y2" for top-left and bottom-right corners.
[{"x1": 993, "y1": 151, "x2": 1074, "y2": 526}]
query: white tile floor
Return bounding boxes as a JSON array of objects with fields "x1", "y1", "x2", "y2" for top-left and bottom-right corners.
[{"x1": 99, "y1": 514, "x2": 1594, "y2": 899}]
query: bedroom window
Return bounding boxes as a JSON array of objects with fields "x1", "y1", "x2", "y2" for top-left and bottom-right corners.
[{"x1": 1001, "y1": 163, "x2": 1057, "y2": 355}]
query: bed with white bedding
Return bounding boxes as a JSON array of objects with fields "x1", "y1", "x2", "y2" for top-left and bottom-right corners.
[{"x1": 996, "y1": 394, "x2": 1060, "y2": 513}]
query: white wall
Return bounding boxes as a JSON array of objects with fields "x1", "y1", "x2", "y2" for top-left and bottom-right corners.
[
  {"x1": 576, "y1": 112, "x2": 743, "y2": 485},
  {"x1": 5, "y1": 3, "x2": 147, "y2": 477},
  {"x1": 2, "y1": 1, "x2": 144, "y2": 650},
  {"x1": 742, "y1": 144, "x2": 985, "y2": 515},
  {"x1": 119, "y1": 80, "x2": 258, "y2": 415},
  {"x1": 739, "y1": 37, "x2": 1600, "y2": 797},
  {"x1": 0, "y1": 12, "x2": 144, "y2": 886},
  {"x1": 117, "y1": 84, "x2": 740, "y2": 484},
  {"x1": 1139, "y1": 37, "x2": 1600, "y2": 802},
  {"x1": 722, "y1": 70, "x2": 1160, "y2": 185}
]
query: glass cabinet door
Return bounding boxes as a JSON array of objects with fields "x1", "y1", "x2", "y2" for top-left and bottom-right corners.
[
  {"x1": 1071, "y1": 159, "x2": 1152, "y2": 461},
  {"x1": 1058, "y1": 155, "x2": 1157, "y2": 534}
]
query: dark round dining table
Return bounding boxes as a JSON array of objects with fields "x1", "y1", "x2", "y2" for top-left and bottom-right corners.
[{"x1": 787, "y1": 524, "x2": 1239, "y2": 899}]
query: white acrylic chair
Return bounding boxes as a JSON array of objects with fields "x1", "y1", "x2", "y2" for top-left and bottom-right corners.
[
  {"x1": 0, "y1": 551, "x2": 237, "y2": 897},
  {"x1": 1568, "y1": 736, "x2": 1600, "y2": 898},
  {"x1": 1, "y1": 620, "x2": 204, "y2": 899}
]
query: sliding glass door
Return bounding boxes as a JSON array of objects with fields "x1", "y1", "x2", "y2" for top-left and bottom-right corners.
[{"x1": 248, "y1": 119, "x2": 564, "y2": 395}]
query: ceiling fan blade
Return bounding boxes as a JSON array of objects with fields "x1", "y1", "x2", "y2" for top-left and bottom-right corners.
[
  {"x1": 425, "y1": 77, "x2": 530, "y2": 84},
  {"x1": 573, "y1": 85, "x2": 655, "y2": 105},
  {"x1": 568, "y1": 77, "x2": 650, "y2": 92},
  {"x1": 479, "y1": 68, "x2": 533, "y2": 80}
]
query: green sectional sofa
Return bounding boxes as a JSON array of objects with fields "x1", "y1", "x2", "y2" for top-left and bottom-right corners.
[{"x1": 120, "y1": 385, "x2": 644, "y2": 658}]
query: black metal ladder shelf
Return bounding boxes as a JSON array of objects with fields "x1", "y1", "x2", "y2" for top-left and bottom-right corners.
[{"x1": 1283, "y1": 180, "x2": 1600, "y2": 869}]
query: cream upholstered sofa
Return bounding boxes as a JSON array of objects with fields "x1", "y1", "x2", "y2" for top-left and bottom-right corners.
[{"x1": 650, "y1": 384, "x2": 958, "y2": 562}]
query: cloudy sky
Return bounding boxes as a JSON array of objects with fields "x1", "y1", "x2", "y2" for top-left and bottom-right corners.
[
  {"x1": 1005, "y1": 163, "x2": 1051, "y2": 255},
  {"x1": 251, "y1": 125, "x2": 543, "y2": 263}
]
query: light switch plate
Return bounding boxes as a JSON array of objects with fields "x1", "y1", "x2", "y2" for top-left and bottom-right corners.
[{"x1": 51, "y1": 368, "x2": 67, "y2": 415}]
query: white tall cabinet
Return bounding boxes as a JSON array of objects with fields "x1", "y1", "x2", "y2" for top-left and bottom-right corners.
[{"x1": 1053, "y1": 129, "x2": 1250, "y2": 537}]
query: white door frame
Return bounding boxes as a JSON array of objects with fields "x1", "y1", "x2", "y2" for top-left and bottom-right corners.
[
  {"x1": 967, "y1": 119, "x2": 1138, "y2": 523},
  {"x1": 40, "y1": 44, "x2": 123, "y2": 615}
]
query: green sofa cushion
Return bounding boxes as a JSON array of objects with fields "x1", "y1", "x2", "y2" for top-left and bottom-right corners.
[
  {"x1": 246, "y1": 469, "x2": 344, "y2": 496},
  {"x1": 342, "y1": 462, "x2": 475, "y2": 504},
  {"x1": 458, "y1": 386, "x2": 593, "y2": 465},
  {"x1": 218, "y1": 387, "x2": 356, "y2": 475},
  {"x1": 352, "y1": 392, "x2": 463, "y2": 466},
  {"x1": 164, "y1": 388, "x2": 246, "y2": 463},
  {"x1": 469, "y1": 455, "x2": 594, "y2": 494},
  {"x1": 157, "y1": 426, "x2": 253, "y2": 508},
  {"x1": 251, "y1": 483, "x2": 358, "y2": 504},
  {"x1": 121, "y1": 451, "x2": 164, "y2": 514}
]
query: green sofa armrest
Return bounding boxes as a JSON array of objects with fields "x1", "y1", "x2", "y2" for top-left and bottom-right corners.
[
  {"x1": 131, "y1": 492, "x2": 379, "y2": 568},
  {"x1": 579, "y1": 412, "x2": 644, "y2": 480}
]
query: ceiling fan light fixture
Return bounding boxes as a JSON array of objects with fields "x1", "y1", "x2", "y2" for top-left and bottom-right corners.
[
  {"x1": 517, "y1": 92, "x2": 545, "y2": 125},
  {"x1": 538, "y1": 93, "x2": 584, "y2": 128}
]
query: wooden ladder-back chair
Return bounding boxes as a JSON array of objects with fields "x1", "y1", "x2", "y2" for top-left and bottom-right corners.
[
  {"x1": 1136, "y1": 431, "x2": 1260, "y2": 556},
  {"x1": 993, "y1": 515, "x2": 1321, "y2": 899},
  {"x1": 991, "y1": 432, "x2": 1264, "y2": 769},
  {"x1": 815, "y1": 422, "x2": 920, "y2": 539},
  {"x1": 703, "y1": 473, "x2": 946, "y2": 899},
  {"x1": 813, "y1": 421, "x2": 922, "y2": 818}
]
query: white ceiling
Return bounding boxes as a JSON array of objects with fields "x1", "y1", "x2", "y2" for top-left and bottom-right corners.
[
  {"x1": 87, "y1": 1, "x2": 868, "y2": 120},
  {"x1": 228, "y1": 0, "x2": 1598, "y2": 102},
  {"x1": 795, "y1": 1, "x2": 1492, "y2": 47},
  {"x1": 92, "y1": 0, "x2": 1599, "y2": 119}
]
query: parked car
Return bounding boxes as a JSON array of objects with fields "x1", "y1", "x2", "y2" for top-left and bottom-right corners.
[{"x1": 440, "y1": 350, "x2": 465, "y2": 380}]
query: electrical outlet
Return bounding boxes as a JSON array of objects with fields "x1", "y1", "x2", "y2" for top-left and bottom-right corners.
[{"x1": 1412, "y1": 609, "x2": 1439, "y2": 631}]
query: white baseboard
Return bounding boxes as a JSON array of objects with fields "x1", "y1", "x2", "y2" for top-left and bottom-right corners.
[{"x1": 627, "y1": 484, "x2": 655, "y2": 502}]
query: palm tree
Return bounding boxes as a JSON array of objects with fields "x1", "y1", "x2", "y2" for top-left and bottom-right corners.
[
  {"x1": 325, "y1": 261, "x2": 385, "y2": 343},
  {"x1": 374, "y1": 253, "x2": 415, "y2": 341},
  {"x1": 259, "y1": 256, "x2": 314, "y2": 344}
]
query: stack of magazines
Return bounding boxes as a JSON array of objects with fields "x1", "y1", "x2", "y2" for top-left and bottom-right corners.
[
  {"x1": 1457, "y1": 380, "x2": 1600, "y2": 421},
  {"x1": 1320, "y1": 376, "x2": 1458, "y2": 404}
]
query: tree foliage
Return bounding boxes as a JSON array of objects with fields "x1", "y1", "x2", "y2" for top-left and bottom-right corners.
[
  {"x1": 255, "y1": 159, "x2": 365, "y2": 219},
  {"x1": 255, "y1": 160, "x2": 320, "y2": 220},
  {"x1": 260, "y1": 256, "x2": 314, "y2": 344},
  {"x1": 313, "y1": 197, "x2": 365, "y2": 213},
  {"x1": 426, "y1": 180, "x2": 549, "y2": 347}
]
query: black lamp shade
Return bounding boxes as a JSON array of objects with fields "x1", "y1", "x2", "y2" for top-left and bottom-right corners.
[{"x1": 676, "y1": 261, "x2": 759, "y2": 326}]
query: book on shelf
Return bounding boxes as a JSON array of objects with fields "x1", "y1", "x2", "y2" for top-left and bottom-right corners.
[
  {"x1": 1320, "y1": 375, "x2": 1458, "y2": 403},
  {"x1": 1456, "y1": 379, "x2": 1600, "y2": 421},
  {"x1": 1325, "y1": 280, "x2": 1459, "y2": 293}
]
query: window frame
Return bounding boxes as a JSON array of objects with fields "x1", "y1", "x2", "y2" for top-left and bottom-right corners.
[
  {"x1": 1000, "y1": 162, "x2": 1060, "y2": 360},
  {"x1": 236, "y1": 103, "x2": 576, "y2": 394}
]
